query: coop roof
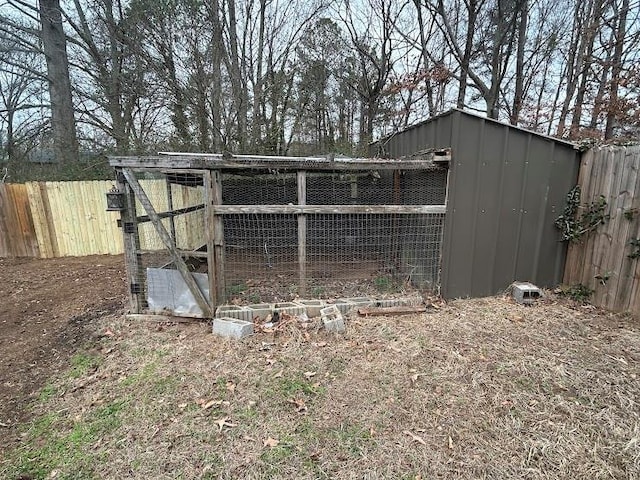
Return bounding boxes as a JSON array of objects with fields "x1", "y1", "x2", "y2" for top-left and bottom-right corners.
[
  {"x1": 374, "y1": 108, "x2": 578, "y2": 150},
  {"x1": 108, "y1": 150, "x2": 450, "y2": 172}
]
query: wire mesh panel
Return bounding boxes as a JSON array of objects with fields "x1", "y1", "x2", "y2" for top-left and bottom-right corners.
[
  {"x1": 121, "y1": 170, "x2": 209, "y2": 315},
  {"x1": 306, "y1": 168, "x2": 447, "y2": 205},
  {"x1": 223, "y1": 213, "x2": 298, "y2": 300},
  {"x1": 118, "y1": 160, "x2": 449, "y2": 313},
  {"x1": 306, "y1": 213, "x2": 444, "y2": 288},
  {"x1": 222, "y1": 172, "x2": 297, "y2": 204},
  {"x1": 217, "y1": 168, "x2": 448, "y2": 303}
]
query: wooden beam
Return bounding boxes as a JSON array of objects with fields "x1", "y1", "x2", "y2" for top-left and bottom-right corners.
[
  {"x1": 125, "y1": 313, "x2": 205, "y2": 323},
  {"x1": 165, "y1": 178, "x2": 177, "y2": 242},
  {"x1": 121, "y1": 168, "x2": 212, "y2": 317},
  {"x1": 211, "y1": 171, "x2": 226, "y2": 304},
  {"x1": 357, "y1": 305, "x2": 429, "y2": 316},
  {"x1": 297, "y1": 170, "x2": 307, "y2": 296},
  {"x1": 119, "y1": 203, "x2": 205, "y2": 226},
  {"x1": 209, "y1": 204, "x2": 447, "y2": 215},
  {"x1": 108, "y1": 152, "x2": 444, "y2": 171},
  {"x1": 116, "y1": 169, "x2": 144, "y2": 313},
  {"x1": 204, "y1": 171, "x2": 218, "y2": 308}
]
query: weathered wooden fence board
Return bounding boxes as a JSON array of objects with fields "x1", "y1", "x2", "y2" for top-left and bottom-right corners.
[
  {"x1": 564, "y1": 145, "x2": 640, "y2": 313},
  {"x1": 0, "y1": 183, "x2": 40, "y2": 257},
  {"x1": 0, "y1": 179, "x2": 206, "y2": 258}
]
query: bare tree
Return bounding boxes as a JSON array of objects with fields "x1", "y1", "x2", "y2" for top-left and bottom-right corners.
[{"x1": 38, "y1": 0, "x2": 79, "y2": 162}]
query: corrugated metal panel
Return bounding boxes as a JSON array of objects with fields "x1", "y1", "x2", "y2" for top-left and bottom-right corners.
[{"x1": 375, "y1": 109, "x2": 580, "y2": 298}]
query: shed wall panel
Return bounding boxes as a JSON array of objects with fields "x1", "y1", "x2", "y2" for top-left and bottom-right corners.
[{"x1": 375, "y1": 109, "x2": 580, "y2": 298}]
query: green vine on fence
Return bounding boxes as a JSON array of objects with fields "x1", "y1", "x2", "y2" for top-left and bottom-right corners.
[
  {"x1": 628, "y1": 239, "x2": 640, "y2": 259},
  {"x1": 554, "y1": 186, "x2": 608, "y2": 242}
]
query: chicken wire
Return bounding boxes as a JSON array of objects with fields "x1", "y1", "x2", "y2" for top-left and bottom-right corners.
[
  {"x1": 121, "y1": 166, "x2": 448, "y2": 311},
  {"x1": 223, "y1": 212, "x2": 445, "y2": 303}
]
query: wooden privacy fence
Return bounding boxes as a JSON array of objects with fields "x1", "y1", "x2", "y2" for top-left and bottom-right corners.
[
  {"x1": 0, "y1": 180, "x2": 204, "y2": 258},
  {"x1": 564, "y1": 145, "x2": 640, "y2": 313}
]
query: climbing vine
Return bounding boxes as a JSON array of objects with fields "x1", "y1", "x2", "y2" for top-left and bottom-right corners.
[{"x1": 554, "y1": 186, "x2": 608, "y2": 242}]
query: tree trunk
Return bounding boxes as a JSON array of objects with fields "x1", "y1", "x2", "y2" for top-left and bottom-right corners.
[
  {"x1": 605, "y1": 0, "x2": 629, "y2": 139},
  {"x1": 39, "y1": 0, "x2": 79, "y2": 163},
  {"x1": 226, "y1": 0, "x2": 248, "y2": 151},
  {"x1": 511, "y1": 0, "x2": 528, "y2": 125}
]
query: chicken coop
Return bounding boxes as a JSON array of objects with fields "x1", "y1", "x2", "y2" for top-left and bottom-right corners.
[{"x1": 108, "y1": 152, "x2": 450, "y2": 317}]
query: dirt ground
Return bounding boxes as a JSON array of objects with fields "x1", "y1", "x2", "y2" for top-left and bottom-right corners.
[
  {"x1": 1, "y1": 256, "x2": 639, "y2": 479},
  {"x1": 0, "y1": 255, "x2": 126, "y2": 451}
]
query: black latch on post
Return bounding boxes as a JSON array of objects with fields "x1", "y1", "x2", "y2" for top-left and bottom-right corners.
[
  {"x1": 123, "y1": 222, "x2": 136, "y2": 234},
  {"x1": 130, "y1": 283, "x2": 143, "y2": 294}
]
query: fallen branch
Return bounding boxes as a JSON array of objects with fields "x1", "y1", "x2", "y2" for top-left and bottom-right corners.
[{"x1": 357, "y1": 305, "x2": 428, "y2": 316}]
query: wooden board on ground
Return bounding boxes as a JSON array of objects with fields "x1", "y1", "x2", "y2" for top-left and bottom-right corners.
[{"x1": 357, "y1": 305, "x2": 428, "y2": 316}]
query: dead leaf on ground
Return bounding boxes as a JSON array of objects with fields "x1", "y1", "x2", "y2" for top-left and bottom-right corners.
[
  {"x1": 313, "y1": 342, "x2": 328, "y2": 347},
  {"x1": 274, "y1": 369, "x2": 284, "y2": 378},
  {"x1": 448, "y1": 435, "x2": 454, "y2": 449},
  {"x1": 287, "y1": 397, "x2": 307, "y2": 413},
  {"x1": 226, "y1": 381, "x2": 236, "y2": 393},
  {"x1": 202, "y1": 399, "x2": 221, "y2": 410},
  {"x1": 263, "y1": 437, "x2": 279, "y2": 448},
  {"x1": 303, "y1": 371, "x2": 316, "y2": 379},
  {"x1": 215, "y1": 417, "x2": 237, "y2": 431},
  {"x1": 404, "y1": 430, "x2": 426, "y2": 445},
  {"x1": 243, "y1": 435, "x2": 256, "y2": 442}
]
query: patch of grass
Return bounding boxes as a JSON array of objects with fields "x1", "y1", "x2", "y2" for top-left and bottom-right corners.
[
  {"x1": 374, "y1": 275, "x2": 391, "y2": 292},
  {"x1": 311, "y1": 286, "x2": 325, "y2": 297},
  {"x1": 38, "y1": 383, "x2": 58, "y2": 402},
  {"x1": 278, "y1": 377, "x2": 323, "y2": 397},
  {"x1": 120, "y1": 361, "x2": 158, "y2": 387},
  {"x1": 557, "y1": 283, "x2": 594, "y2": 303},
  {"x1": 228, "y1": 283, "x2": 247, "y2": 295},
  {"x1": 260, "y1": 437, "x2": 295, "y2": 474},
  {"x1": 247, "y1": 292, "x2": 262, "y2": 303},
  {"x1": 330, "y1": 423, "x2": 374, "y2": 457},
  {"x1": 69, "y1": 352, "x2": 101, "y2": 378},
  {"x1": 5, "y1": 400, "x2": 127, "y2": 479}
]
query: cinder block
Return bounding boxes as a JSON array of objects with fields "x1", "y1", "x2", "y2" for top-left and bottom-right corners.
[
  {"x1": 246, "y1": 303, "x2": 273, "y2": 321},
  {"x1": 338, "y1": 297, "x2": 375, "y2": 308},
  {"x1": 273, "y1": 302, "x2": 305, "y2": 317},
  {"x1": 294, "y1": 299, "x2": 325, "y2": 317},
  {"x1": 376, "y1": 298, "x2": 404, "y2": 308},
  {"x1": 321, "y1": 305, "x2": 346, "y2": 333},
  {"x1": 215, "y1": 305, "x2": 252, "y2": 322},
  {"x1": 212, "y1": 317, "x2": 254, "y2": 339},
  {"x1": 332, "y1": 299, "x2": 357, "y2": 315},
  {"x1": 512, "y1": 282, "x2": 542, "y2": 305}
]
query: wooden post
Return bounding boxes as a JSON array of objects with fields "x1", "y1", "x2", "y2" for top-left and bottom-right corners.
[
  {"x1": 121, "y1": 168, "x2": 212, "y2": 317},
  {"x1": 116, "y1": 168, "x2": 144, "y2": 313},
  {"x1": 206, "y1": 170, "x2": 226, "y2": 304},
  {"x1": 165, "y1": 178, "x2": 177, "y2": 243},
  {"x1": 204, "y1": 170, "x2": 225, "y2": 308},
  {"x1": 297, "y1": 170, "x2": 307, "y2": 296}
]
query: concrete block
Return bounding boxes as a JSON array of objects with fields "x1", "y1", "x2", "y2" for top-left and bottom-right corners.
[
  {"x1": 246, "y1": 303, "x2": 273, "y2": 321},
  {"x1": 273, "y1": 302, "x2": 305, "y2": 317},
  {"x1": 212, "y1": 317, "x2": 254, "y2": 339},
  {"x1": 215, "y1": 305, "x2": 252, "y2": 322},
  {"x1": 376, "y1": 298, "x2": 404, "y2": 308},
  {"x1": 294, "y1": 299, "x2": 325, "y2": 317},
  {"x1": 338, "y1": 297, "x2": 375, "y2": 308},
  {"x1": 332, "y1": 299, "x2": 357, "y2": 315},
  {"x1": 320, "y1": 305, "x2": 345, "y2": 333},
  {"x1": 512, "y1": 282, "x2": 542, "y2": 305}
]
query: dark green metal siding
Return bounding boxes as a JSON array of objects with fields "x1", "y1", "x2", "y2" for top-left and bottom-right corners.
[{"x1": 375, "y1": 109, "x2": 580, "y2": 298}]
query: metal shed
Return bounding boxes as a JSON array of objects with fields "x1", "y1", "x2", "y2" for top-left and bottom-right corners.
[{"x1": 373, "y1": 109, "x2": 581, "y2": 298}]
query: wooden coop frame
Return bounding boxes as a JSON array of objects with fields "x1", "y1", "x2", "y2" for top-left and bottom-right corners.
[{"x1": 108, "y1": 151, "x2": 451, "y2": 318}]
